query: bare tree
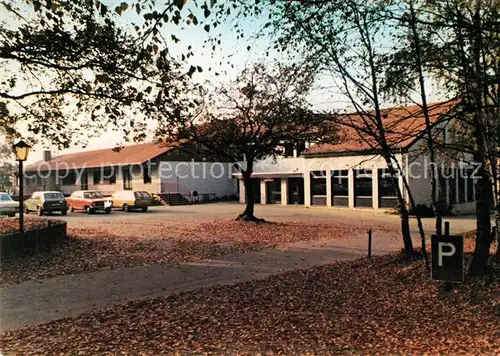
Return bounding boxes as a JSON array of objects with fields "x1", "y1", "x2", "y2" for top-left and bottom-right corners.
[{"x1": 158, "y1": 63, "x2": 338, "y2": 221}]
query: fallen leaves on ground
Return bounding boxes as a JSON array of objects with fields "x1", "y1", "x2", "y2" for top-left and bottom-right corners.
[
  {"x1": 0, "y1": 216, "x2": 51, "y2": 235},
  {"x1": 1, "y1": 252, "x2": 498, "y2": 355},
  {"x1": 0, "y1": 219, "x2": 399, "y2": 287}
]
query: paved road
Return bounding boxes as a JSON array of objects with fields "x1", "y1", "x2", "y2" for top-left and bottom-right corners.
[{"x1": 1, "y1": 203, "x2": 481, "y2": 331}]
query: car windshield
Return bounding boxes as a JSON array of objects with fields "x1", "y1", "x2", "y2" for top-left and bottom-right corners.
[
  {"x1": 44, "y1": 192, "x2": 64, "y2": 200},
  {"x1": 0, "y1": 193, "x2": 13, "y2": 201},
  {"x1": 84, "y1": 192, "x2": 104, "y2": 199}
]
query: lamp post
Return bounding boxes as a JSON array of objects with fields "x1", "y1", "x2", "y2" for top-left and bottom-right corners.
[{"x1": 12, "y1": 140, "x2": 31, "y2": 235}]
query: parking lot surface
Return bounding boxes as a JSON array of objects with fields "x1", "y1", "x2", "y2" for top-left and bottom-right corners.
[{"x1": 39, "y1": 202, "x2": 479, "y2": 234}]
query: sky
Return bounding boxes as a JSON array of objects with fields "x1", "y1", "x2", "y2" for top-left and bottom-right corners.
[{"x1": 2, "y1": 0, "x2": 446, "y2": 164}]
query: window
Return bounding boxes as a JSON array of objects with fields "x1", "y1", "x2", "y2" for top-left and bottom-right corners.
[
  {"x1": 311, "y1": 171, "x2": 327, "y2": 196},
  {"x1": 355, "y1": 169, "x2": 373, "y2": 197},
  {"x1": 283, "y1": 142, "x2": 294, "y2": 158},
  {"x1": 296, "y1": 140, "x2": 306, "y2": 157},
  {"x1": 84, "y1": 191, "x2": 104, "y2": 199},
  {"x1": 93, "y1": 170, "x2": 101, "y2": 185},
  {"x1": 26, "y1": 174, "x2": 42, "y2": 186},
  {"x1": 447, "y1": 169, "x2": 457, "y2": 205},
  {"x1": 143, "y1": 166, "x2": 152, "y2": 184},
  {"x1": 379, "y1": 168, "x2": 398, "y2": 197},
  {"x1": 458, "y1": 169, "x2": 466, "y2": 204},
  {"x1": 467, "y1": 169, "x2": 475, "y2": 202},
  {"x1": 103, "y1": 168, "x2": 116, "y2": 185},
  {"x1": 332, "y1": 170, "x2": 349, "y2": 196},
  {"x1": 438, "y1": 169, "x2": 447, "y2": 205},
  {"x1": 61, "y1": 171, "x2": 76, "y2": 185},
  {"x1": 0, "y1": 193, "x2": 13, "y2": 201},
  {"x1": 44, "y1": 192, "x2": 64, "y2": 200}
]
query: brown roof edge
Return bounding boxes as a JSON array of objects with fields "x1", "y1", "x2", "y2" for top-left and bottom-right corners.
[{"x1": 24, "y1": 142, "x2": 174, "y2": 172}]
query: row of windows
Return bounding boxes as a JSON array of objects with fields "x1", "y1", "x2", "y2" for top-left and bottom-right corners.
[
  {"x1": 310, "y1": 169, "x2": 398, "y2": 197},
  {"x1": 25, "y1": 167, "x2": 152, "y2": 186},
  {"x1": 440, "y1": 168, "x2": 475, "y2": 204}
]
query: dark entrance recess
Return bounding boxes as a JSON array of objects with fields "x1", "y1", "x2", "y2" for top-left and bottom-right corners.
[
  {"x1": 355, "y1": 169, "x2": 373, "y2": 208},
  {"x1": 288, "y1": 177, "x2": 304, "y2": 204},
  {"x1": 80, "y1": 172, "x2": 89, "y2": 190},
  {"x1": 378, "y1": 168, "x2": 398, "y2": 208},
  {"x1": 311, "y1": 171, "x2": 327, "y2": 205},
  {"x1": 331, "y1": 170, "x2": 349, "y2": 207},
  {"x1": 265, "y1": 178, "x2": 281, "y2": 204},
  {"x1": 247, "y1": 178, "x2": 261, "y2": 204}
]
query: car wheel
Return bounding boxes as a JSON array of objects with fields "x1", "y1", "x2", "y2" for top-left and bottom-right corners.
[
  {"x1": 86, "y1": 206, "x2": 94, "y2": 214},
  {"x1": 8, "y1": 213, "x2": 15, "y2": 217},
  {"x1": 24, "y1": 205, "x2": 29, "y2": 214},
  {"x1": 141, "y1": 206, "x2": 148, "y2": 212},
  {"x1": 61, "y1": 209, "x2": 67, "y2": 216},
  {"x1": 68, "y1": 204, "x2": 74, "y2": 213},
  {"x1": 122, "y1": 203, "x2": 130, "y2": 212},
  {"x1": 37, "y1": 206, "x2": 44, "y2": 216},
  {"x1": 105, "y1": 208, "x2": 112, "y2": 214}
]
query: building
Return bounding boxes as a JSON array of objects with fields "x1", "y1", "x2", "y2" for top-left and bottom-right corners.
[
  {"x1": 17, "y1": 101, "x2": 479, "y2": 214},
  {"x1": 234, "y1": 101, "x2": 478, "y2": 214},
  {"x1": 19, "y1": 143, "x2": 237, "y2": 199}
]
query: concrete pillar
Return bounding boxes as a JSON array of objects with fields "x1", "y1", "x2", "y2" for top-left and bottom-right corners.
[
  {"x1": 281, "y1": 178, "x2": 288, "y2": 206},
  {"x1": 260, "y1": 179, "x2": 266, "y2": 205},
  {"x1": 348, "y1": 169, "x2": 355, "y2": 208},
  {"x1": 304, "y1": 172, "x2": 311, "y2": 207},
  {"x1": 326, "y1": 170, "x2": 332, "y2": 207},
  {"x1": 372, "y1": 169, "x2": 379, "y2": 209},
  {"x1": 239, "y1": 179, "x2": 245, "y2": 204}
]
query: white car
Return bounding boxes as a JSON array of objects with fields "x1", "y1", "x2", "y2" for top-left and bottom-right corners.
[{"x1": 0, "y1": 192, "x2": 19, "y2": 217}]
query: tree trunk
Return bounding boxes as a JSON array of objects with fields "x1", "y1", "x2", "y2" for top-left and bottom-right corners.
[
  {"x1": 393, "y1": 155, "x2": 429, "y2": 266},
  {"x1": 386, "y1": 158, "x2": 414, "y2": 255},
  {"x1": 469, "y1": 0, "x2": 493, "y2": 275},
  {"x1": 469, "y1": 149, "x2": 493, "y2": 275},
  {"x1": 236, "y1": 169, "x2": 265, "y2": 222}
]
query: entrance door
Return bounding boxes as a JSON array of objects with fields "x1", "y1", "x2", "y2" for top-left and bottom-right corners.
[
  {"x1": 123, "y1": 167, "x2": 132, "y2": 190},
  {"x1": 265, "y1": 178, "x2": 281, "y2": 204},
  {"x1": 80, "y1": 172, "x2": 88, "y2": 190},
  {"x1": 251, "y1": 178, "x2": 261, "y2": 204},
  {"x1": 288, "y1": 178, "x2": 304, "y2": 204}
]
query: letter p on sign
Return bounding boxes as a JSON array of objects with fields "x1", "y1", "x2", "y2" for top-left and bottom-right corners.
[
  {"x1": 431, "y1": 235, "x2": 464, "y2": 282},
  {"x1": 438, "y1": 242, "x2": 456, "y2": 266}
]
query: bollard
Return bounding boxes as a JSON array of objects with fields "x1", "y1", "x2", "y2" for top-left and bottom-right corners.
[
  {"x1": 368, "y1": 229, "x2": 372, "y2": 259},
  {"x1": 436, "y1": 215, "x2": 443, "y2": 235},
  {"x1": 444, "y1": 221, "x2": 450, "y2": 236}
]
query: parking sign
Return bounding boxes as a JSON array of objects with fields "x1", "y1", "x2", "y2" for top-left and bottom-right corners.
[{"x1": 431, "y1": 234, "x2": 464, "y2": 282}]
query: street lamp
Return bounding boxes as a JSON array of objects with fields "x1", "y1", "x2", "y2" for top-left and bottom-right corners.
[{"x1": 12, "y1": 140, "x2": 31, "y2": 235}]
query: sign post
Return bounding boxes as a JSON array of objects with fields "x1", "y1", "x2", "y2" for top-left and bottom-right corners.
[{"x1": 431, "y1": 234, "x2": 464, "y2": 283}]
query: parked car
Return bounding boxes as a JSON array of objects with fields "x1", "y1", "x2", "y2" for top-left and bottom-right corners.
[
  {"x1": 0, "y1": 192, "x2": 18, "y2": 217},
  {"x1": 66, "y1": 190, "x2": 113, "y2": 214},
  {"x1": 25, "y1": 191, "x2": 67, "y2": 216},
  {"x1": 111, "y1": 191, "x2": 151, "y2": 212}
]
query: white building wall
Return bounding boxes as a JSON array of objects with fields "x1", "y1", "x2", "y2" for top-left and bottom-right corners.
[
  {"x1": 159, "y1": 161, "x2": 236, "y2": 197},
  {"x1": 406, "y1": 135, "x2": 477, "y2": 214},
  {"x1": 237, "y1": 156, "x2": 306, "y2": 174},
  {"x1": 407, "y1": 141, "x2": 433, "y2": 207}
]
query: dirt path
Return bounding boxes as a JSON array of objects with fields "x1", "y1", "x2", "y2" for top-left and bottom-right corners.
[{"x1": 0, "y1": 230, "x2": 402, "y2": 331}]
